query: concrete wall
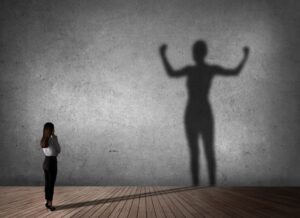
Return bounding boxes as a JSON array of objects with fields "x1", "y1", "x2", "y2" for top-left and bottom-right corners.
[{"x1": 0, "y1": 0, "x2": 299, "y2": 186}]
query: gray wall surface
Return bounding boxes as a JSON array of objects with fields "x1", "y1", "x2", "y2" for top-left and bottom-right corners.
[{"x1": 0, "y1": 0, "x2": 299, "y2": 186}]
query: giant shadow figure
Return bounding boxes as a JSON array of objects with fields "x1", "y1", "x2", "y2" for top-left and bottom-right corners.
[{"x1": 159, "y1": 40, "x2": 249, "y2": 186}]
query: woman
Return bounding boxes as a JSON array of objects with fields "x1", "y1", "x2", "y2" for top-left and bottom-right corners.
[{"x1": 40, "y1": 122, "x2": 61, "y2": 211}]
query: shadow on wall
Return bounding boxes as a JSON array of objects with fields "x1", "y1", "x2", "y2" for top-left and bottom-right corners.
[{"x1": 159, "y1": 40, "x2": 249, "y2": 186}]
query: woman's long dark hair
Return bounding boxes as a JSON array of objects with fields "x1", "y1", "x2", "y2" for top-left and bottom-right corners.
[{"x1": 40, "y1": 122, "x2": 54, "y2": 148}]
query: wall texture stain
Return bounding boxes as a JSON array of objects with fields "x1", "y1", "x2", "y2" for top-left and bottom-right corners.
[{"x1": 0, "y1": 0, "x2": 299, "y2": 185}]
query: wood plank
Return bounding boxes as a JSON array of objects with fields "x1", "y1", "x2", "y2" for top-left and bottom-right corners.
[
  {"x1": 159, "y1": 186, "x2": 186, "y2": 218},
  {"x1": 75, "y1": 187, "x2": 121, "y2": 217},
  {"x1": 44, "y1": 187, "x2": 99, "y2": 218},
  {"x1": 0, "y1": 187, "x2": 300, "y2": 217},
  {"x1": 61, "y1": 187, "x2": 115, "y2": 218},
  {"x1": 72, "y1": 187, "x2": 117, "y2": 218},
  {"x1": 144, "y1": 186, "x2": 157, "y2": 218},
  {"x1": 175, "y1": 187, "x2": 220, "y2": 217},
  {"x1": 22, "y1": 187, "x2": 88, "y2": 218},
  {"x1": 127, "y1": 186, "x2": 142, "y2": 218},
  {"x1": 152, "y1": 186, "x2": 175, "y2": 218},
  {"x1": 167, "y1": 187, "x2": 200, "y2": 217},
  {"x1": 227, "y1": 187, "x2": 300, "y2": 207},
  {"x1": 117, "y1": 186, "x2": 138, "y2": 218},
  {"x1": 184, "y1": 187, "x2": 244, "y2": 217},
  {"x1": 3, "y1": 187, "x2": 87, "y2": 218},
  {"x1": 100, "y1": 186, "x2": 131, "y2": 217},
  {"x1": 137, "y1": 186, "x2": 147, "y2": 217},
  {"x1": 0, "y1": 189, "x2": 43, "y2": 215},
  {"x1": 148, "y1": 186, "x2": 165, "y2": 218},
  {"x1": 88, "y1": 186, "x2": 124, "y2": 217},
  {"x1": 214, "y1": 188, "x2": 300, "y2": 217},
  {"x1": 108, "y1": 186, "x2": 134, "y2": 218}
]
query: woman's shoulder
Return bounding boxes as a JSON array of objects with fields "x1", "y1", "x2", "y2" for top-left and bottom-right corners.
[
  {"x1": 50, "y1": 135, "x2": 60, "y2": 145},
  {"x1": 50, "y1": 135, "x2": 58, "y2": 140},
  {"x1": 48, "y1": 135, "x2": 55, "y2": 144}
]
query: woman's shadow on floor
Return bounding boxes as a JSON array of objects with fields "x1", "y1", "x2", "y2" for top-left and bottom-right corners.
[{"x1": 159, "y1": 40, "x2": 249, "y2": 186}]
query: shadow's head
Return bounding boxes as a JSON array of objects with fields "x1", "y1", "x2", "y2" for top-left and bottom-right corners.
[{"x1": 193, "y1": 40, "x2": 207, "y2": 65}]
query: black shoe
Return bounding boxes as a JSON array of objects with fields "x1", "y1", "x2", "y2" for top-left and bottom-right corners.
[{"x1": 45, "y1": 202, "x2": 56, "y2": 211}]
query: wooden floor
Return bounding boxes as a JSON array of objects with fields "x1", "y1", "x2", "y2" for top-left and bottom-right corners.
[{"x1": 0, "y1": 186, "x2": 300, "y2": 217}]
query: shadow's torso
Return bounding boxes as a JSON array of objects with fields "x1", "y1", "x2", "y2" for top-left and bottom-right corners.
[{"x1": 185, "y1": 65, "x2": 214, "y2": 130}]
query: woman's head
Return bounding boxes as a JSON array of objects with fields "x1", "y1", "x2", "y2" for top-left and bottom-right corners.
[
  {"x1": 44, "y1": 122, "x2": 54, "y2": 134},
  {"x1": 40, "y1": 122, "x2": 54, "y2": 148}
]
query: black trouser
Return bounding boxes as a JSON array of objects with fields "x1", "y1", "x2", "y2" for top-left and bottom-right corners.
[{"x1": 43, "y1": 156, "x2": 57, "y2": 201}]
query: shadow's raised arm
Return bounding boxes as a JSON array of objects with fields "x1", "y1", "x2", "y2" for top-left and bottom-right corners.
[
  {"x1": 159, "y1": 44, "x2": 189, "y2": 78},
  {"x1": 213, "y1": 46, "x2": 250, "y2": 76}
]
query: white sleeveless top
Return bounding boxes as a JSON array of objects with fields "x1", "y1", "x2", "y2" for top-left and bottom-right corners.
[{"x1": 43, "y1": 135, "x2": 61, "y2": 156}]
